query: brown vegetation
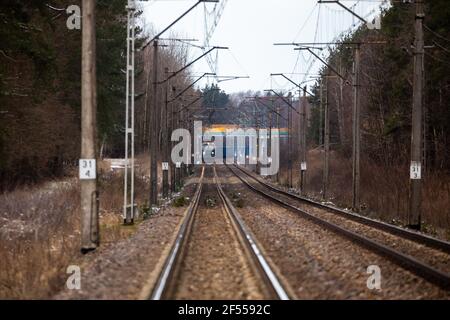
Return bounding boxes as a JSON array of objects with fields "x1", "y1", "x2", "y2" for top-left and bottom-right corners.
[
  {"x1": 303, "y1": 150, "x2": 450, "y2": 239},
  {"x1": 0, "y1": 161, "x2": 149, "y2": 299}
]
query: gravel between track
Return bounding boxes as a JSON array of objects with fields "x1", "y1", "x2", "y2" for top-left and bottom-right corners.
[
  {"x1": 54, "y1": 175, "x2": 200, "y2": 300},
  {"x1": 217, "y1": 165, "x2": 450, "y2": 299},
  {"x1": 238, "y1": 166, "x2": 450, "y2": 274},
  {"x1": 171, "y1": 167, "x2": 267, "y2": 300}
]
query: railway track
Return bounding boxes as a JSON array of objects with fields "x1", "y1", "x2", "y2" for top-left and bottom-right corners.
[
  {"x1": 227, "y1": 164, "x2": 450, "y2": 291},
  {"x1": 150, "y1": 166, "x2": 291, "y2": 300},
  {"x1": 234, "y1": 164, "x2": 450, "y2": 253}
]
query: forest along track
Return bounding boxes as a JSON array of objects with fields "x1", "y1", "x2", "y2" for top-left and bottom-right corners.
[
  {"x1": 149, "y1": 166, "x2": 291, "y2": 300},
  {"x1": 227, "y1": 164, "x2": 450, "y2": 292}
]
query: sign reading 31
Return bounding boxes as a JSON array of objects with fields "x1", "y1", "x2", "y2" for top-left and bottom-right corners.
[
  {"x1": 410, "y1": 161, "x2": 421, "y2": 180},
  {"x1": 79, "y1": 159, "x2": 97, "y2": 180}
]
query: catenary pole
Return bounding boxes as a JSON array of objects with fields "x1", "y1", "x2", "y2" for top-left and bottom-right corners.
[
  {"x1": 352, "y1": 44, "x2": 361, "y2": 212},
  {"x1": 150, "y1": 40, "x2": 159, "y2": 206},
  {"x1": 409, "y1": 0, "x2": 425, "y2": 229},
  {"x1": 162, "y1": 67, "x2": 170, "y2": 198},
  {"x1": 323, "y1": 74, "x2": 330, "y2": 200},
  {"x1": 300, "y1": 87, "x2": 307, "y2": 195},
  {"x1": 80, "y1": 0, "x2": 99, "y2": 252}
]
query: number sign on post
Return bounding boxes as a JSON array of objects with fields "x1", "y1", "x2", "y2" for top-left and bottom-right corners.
[
  {"x1": 79, "y1": 159, "x2": 96, "y2": 180},
  {"x1": 410, "y1": 161, "x2": 422, "y2": 180}
]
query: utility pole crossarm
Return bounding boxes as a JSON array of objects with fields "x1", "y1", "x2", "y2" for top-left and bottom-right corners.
[
  {"x1": 236, "y1": 105, "x2": 265, "y2": 127},
  {"x1": 274, "y1": 42, "x2": 361, "y2": 46},
  {"x1": 264, "y1": 90, "x2": 299, "y2": 115},
  {"x1": 177, "y1": 95, "x2": 203, "y2": 114},
  {"x1": 271, "y1": 73, "x2": 300, "y2": 89},
  {"x1": 141, "y1": 0, "x2": 219, "y2": 49},
  {"x1": 249, "y1": 96, "x2": 287, "y2": 121},
  {"x1": 169, "y1": 73, "x2": 215, "y2": 102},
  {"x1": 217, "y1": 76, "x2": 250, "y2": 83},
  {"x1": 161, "y1": 47, "x2": 228, "y2": 84},
  {"x1": 318, "y1": 1, "x2": 367, "y2": 24},
  {"x1": 271, "y1": 73, "x2": 315, "y2": 96},
  {"x1": 295, "y1": 47, "x2": 348, "y2": 83}
]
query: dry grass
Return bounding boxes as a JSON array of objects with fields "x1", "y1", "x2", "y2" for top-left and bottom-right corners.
[
  {"x1": 0, "y1": 160, "x2": 150, "y2": 299},
  {"x1": 0, "y1": 181, "x2": 81, "y2": 299},
  {"x1": 304, "y1": 150, "x2": 450, "y2": 239}
]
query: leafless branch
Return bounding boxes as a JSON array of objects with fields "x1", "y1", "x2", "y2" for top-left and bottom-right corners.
[{"x1": 0, "y1": 50, "x2": 17, "y2": 62}]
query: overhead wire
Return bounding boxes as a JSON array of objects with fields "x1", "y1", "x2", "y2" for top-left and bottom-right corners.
[
  {"x1": 424, "y1": 25, "x2": 450, "y2": 43},
  {"x1": 425, "y1": 52, "x2": 450, "y2": 68},
  {"x1": 432, "y1": 41, "x2": 450, "y2": 56},
  {"x1": 227, "y1": 49, "x2": 249, "y2": 77}
]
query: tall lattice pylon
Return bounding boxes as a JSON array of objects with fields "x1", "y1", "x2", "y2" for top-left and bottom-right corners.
[{"x1": 203, "y1": 0, "x2": 228, "y2": 74}]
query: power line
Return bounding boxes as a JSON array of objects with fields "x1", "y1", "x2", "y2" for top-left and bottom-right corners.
[
  {"x1": 425, "y1": 52, "x2": 450, "y2": 68},
  {"x1": 432, "y1": 41, "x2": 450, "y2": 56},
  {"x1": 424, "y1": 24, "x2": 450, "y2": 43},
  {"x1": 293, "y1": 3, "x2": 319, "y2": 42}
]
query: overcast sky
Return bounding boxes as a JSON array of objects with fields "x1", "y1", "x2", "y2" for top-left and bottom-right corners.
[{"x1": 142, "y1": 0, "x2": 385, "y2": 94}]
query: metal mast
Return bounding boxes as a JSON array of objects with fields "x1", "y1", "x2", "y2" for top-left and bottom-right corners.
[{"x1": 123, "y1": 0, "x2": 136, "y2": 224}]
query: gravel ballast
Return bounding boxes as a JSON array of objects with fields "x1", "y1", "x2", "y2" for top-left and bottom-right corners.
[
  {"x1": 218, "y1": 165, "x2": 450, "y2": 299},
  {"x1": 55, "y1": 176, "x2": 200, "y2": 300}
]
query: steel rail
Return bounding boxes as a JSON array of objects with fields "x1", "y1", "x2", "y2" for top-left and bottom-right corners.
[
  {"x1": 150, "y1": 165, "x2": 291, "y2": 300},
  {"x1": 150, "y1": 167, "x2": 205, "y2": 300},
  {"x1": 213, "y1": 166, "x2": 291, "y2": 300},
  {"x1": 234, "y1": 164, "x2": 450, "y2": 254},
  {"x1": 227, "y1": 165, "x2": 450, "y2": 291}
]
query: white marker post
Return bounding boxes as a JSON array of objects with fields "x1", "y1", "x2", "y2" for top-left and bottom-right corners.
[
  {"x1": 301, "y1": 162, "x2": 307, "y2": 172},
  {"x1": 410, "y1": 161, "x2": 422, "y2": 180}
]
